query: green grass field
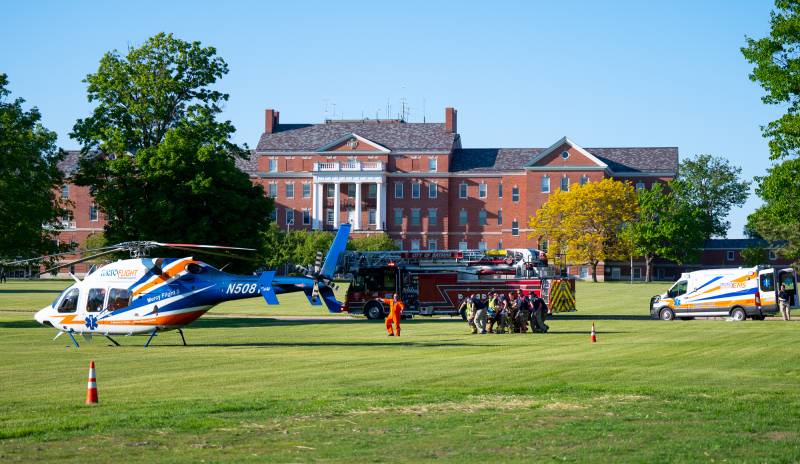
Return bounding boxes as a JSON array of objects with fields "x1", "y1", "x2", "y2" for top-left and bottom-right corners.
[{"x1": 1, "y1": 279, "x2": 799, "y2": 462}]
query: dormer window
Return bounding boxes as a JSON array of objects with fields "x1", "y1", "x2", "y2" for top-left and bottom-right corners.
[{"x1": 348, "y1": 137, "x2": 358, "y2": 149}]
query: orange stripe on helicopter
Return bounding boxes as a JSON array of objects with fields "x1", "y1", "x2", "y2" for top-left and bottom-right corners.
[
  {"x1": 132, "y1": 258, "x2": 197, "y2": 296},
  {"x1": 97, "y1": 310, "x2": 208, "y2": 326}
]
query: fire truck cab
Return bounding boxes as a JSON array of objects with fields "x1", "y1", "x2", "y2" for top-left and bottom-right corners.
[{"x1": 339, "y1": 249, "x2": 576, "y2": 319}]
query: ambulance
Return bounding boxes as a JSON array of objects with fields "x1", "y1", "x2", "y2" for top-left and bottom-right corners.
[{"x1": 650, "y1": 266, "x2": 798, "y2": 321}]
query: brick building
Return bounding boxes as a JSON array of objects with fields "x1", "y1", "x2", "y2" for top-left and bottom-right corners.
[{"x1": 53, "y1": 106, "x2": 704, "y2": 278}]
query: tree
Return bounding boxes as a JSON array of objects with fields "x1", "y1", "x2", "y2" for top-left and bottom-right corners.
[
  {"x1": 741, "y1": 245, "x2": 769, "y2": 267},
  {"x1": 347, "y1": 233, "x2": 397, "y2": 251},
  {"x1": 742, "y1": 2, "x2": 800, "y2": 265},
  {"x1": 0, "y1": 73, "x2": 70, "y2": 261},
  {"x1": 529, "y1": 178, "x2": 638, "y2": 282},
  {"x1": 71, "y1": 34, "x2": 272, "y2": 269},
  {"x1": 629, "y1": 183, "x2": 707, "y2": 282},
  {"x1": 674, "y1": 154, "x2": 750, "y2": 238}
]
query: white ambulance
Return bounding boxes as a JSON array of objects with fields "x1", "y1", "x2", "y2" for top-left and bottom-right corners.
[{"x1": 650, "y1": 266, "x2": 798, "y2": 321}]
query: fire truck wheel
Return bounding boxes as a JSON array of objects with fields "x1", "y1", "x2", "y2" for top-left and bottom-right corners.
[{"x1": 364, "y1": 301, "x2": 384, "y2": 320}]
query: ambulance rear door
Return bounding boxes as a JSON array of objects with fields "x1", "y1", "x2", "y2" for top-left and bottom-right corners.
[{"x1": 778, "y1": 268, "x2": 799, "y2": 308}]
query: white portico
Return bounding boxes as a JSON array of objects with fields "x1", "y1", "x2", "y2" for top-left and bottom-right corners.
[{"x1": 311, "y1": 160, "x2": 386, "y2": 231}]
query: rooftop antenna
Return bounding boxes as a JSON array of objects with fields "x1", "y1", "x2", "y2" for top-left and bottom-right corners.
[
  {"x1": 423, "y1": 98, "x2": 426, "y2": 123},
  {"x1": 332, "y1": 102, "x2": 337, "y2": 120},
  {"x1": 322, "y1": 98, "x2": 330, "y2": 120},
  {"x1": 386, "y1": 98, "x2": 391, "y2": 122}
]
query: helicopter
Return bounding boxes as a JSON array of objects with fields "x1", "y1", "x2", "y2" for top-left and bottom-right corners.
[{"x1": 16, "y1": 224, "x2": 351, "y2": 347}]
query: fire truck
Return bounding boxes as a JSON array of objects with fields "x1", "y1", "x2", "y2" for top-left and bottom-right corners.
[{"x1": 338, "y1": 248, "x2": 576, "y2": 319}]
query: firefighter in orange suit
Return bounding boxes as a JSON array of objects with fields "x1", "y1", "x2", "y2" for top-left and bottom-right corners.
[{"x1": 379, "y1": 293, "x2": 405, "y2": 336}]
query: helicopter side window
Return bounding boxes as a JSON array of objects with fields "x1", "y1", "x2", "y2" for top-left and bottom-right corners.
[
  {"x1": 57, "y1": 288, "x2": 80, "y2": 314},
  {"x1": 108, "y1": 288, "x2": 131, "y2": 311},
  {"x1": 86, "y1": 288, "x2": 106, "y2": 312}
]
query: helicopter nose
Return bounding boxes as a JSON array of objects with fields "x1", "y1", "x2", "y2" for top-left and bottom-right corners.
[{"x1": 34, "y1": 307, "x2": 52, "y2": 327}]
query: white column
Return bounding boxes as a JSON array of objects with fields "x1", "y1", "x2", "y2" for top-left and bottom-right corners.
[
  {"x1": 333, "y1": 182, "x2": 341, "y2": 228},
  {"x1": 311, "y1": 182, "x2": 319, "y2": 230},
  {"x1": 354, "y1": 182, "x2": 362, "y2": 230},
  {"x1": 376, "y1": 181, "x2": 385, "y2": 230}
]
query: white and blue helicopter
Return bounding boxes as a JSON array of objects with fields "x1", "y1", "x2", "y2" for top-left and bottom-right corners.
[{"x1": 27, "y1": 224, "x2": 350, "y2": 347}]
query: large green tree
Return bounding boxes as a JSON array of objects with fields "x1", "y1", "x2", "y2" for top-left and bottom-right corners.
[
  {"x1": 0, "y1": 74, "x2": 69, "y2": 262},
  {"x1": 71, "y1": 33, "x2": 272, "y2": 264},
  {"x1": 629, "y1": 183, "x2": 707, "y2": 282},
  {"x1": 742, "y1": 1, "x2": 800, "y2": 265},
  {"x1": 674, "y1": 154, "x2": 750, "y2": 238}
]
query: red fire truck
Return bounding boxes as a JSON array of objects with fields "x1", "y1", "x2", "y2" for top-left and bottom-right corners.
[{"x1": 338, "y1": 249, "x2": 576, "y2": 319}]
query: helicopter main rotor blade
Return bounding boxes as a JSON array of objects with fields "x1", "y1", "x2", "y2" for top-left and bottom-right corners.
[
  {"x1": 152, "y1": 242, "x2": 256, "y2": 252},
  {"x1": 165, "y1": 246, "x2": 262, "y2": 263},
  {"x1": 1, "y1": 245, "x2": 125, "y2": 267},
  {"x1": 40, "y1": 248, "x2": 126, "y2": 275}
]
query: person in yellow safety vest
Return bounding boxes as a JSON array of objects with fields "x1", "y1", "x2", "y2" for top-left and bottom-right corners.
[
  {"x1": 378, "y1": 293, "x2": 405, "y2": 336},
  {"x1": 462, "y1": 294, "x2": 477, "y2": 334}
]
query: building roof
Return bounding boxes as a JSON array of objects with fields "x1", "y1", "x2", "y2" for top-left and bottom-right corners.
[
  {"x1": 58, "y1": 150, "x2": 261, "y2": 177},
  {"x1": 702, "y1": 239, "x2": 781, "y2": 250},
  {"x1": 450, "y1": 147, "x2": 678, "y2": 174},
  {"x1": 255, "y1": 121, "x2": 458, "y2": 152}
]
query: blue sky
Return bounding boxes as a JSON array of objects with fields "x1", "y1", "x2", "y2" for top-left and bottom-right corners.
[{"x1": 2, "y1": 0, "x2": 779, "y2": 237}]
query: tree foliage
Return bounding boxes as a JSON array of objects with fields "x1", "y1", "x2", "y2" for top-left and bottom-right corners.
[
  {"x1": 347, "y1": 233, "x2": 397, "y2": 252},
  {"x1": 0, "y1": 73, "x2": 70, "y2": 261},
  {"x1": 629, "y1": 183, "x2": 707, "y2": 281},
  {"x1": 529, "y1": 178, "x2": 638, "y2": 282},
  {"x1": 674, "y1": 154, "x2": 750, "y2": 238},
  {"x1": 741, "y1": 245, "x2": 770, "y2": 267},
  {"x1": 742, "y1": 1, "x2": 800, "y2": 265},
  {"x1": 261, "y1": 225, "x2": 336, "y2": 271},
  {"x1": 71, "y1": 34, "x2": 272, "y2": 269}
]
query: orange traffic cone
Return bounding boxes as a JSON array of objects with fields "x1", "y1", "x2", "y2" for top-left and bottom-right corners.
[
  {"x1": 85, "y1": 360, "x2": 98, "y2": 405},
  {"x1": 590, "y1": 322, "x2": 597, "y2": 343}
]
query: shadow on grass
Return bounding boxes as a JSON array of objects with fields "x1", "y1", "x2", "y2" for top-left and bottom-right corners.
[
  {"x1": 551, "y1": 314, "x2": 650, "y2": 321},
  {"x1": 193, "y1": 317, "x2": 465, "y2": 329},
  {"x1": 157, "y1": 340, "x2": 501, "y2": 348},
  {"x1": 0, "y1": 319, "x2": 40, "y2": 328}
]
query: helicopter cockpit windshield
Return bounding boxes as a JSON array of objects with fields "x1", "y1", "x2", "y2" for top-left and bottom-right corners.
[{"x1": 54, "y1": 286, "x2": 80, "y2": 313}]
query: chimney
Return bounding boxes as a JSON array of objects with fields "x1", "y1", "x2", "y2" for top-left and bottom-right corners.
[
  {"x1": 445, "y1": 107, "x2": 457, "y2": 133},
  {"x1": 265, "y1": 109, "x2": 279, "y2": 134}
]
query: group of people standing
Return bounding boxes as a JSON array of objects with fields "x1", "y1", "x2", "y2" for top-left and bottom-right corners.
[{"x1": 460, "y1": 291, "x2": 549, "y2": 334}]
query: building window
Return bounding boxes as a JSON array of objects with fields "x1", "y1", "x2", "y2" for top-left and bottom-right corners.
[
  {"x1": 60, "y1": 185, "x2": 69, "y2": 199},
  {"x1": 497, "y1": 209, "x2": 503, "y2": 225},
  {"x1": 498, "y1": 183, "x2": 503, "y2": 198},
  {"x1": 428, "y1": 182, "x2": 437, "y2": 199},
  {"x1": 368, "y1": 209, "x2": 376, "y2": 226},
  {"x1": 580, "y1": 175, "x2": 589, "y2": 186},
  {"x1": 347, "y1": 183, "x2": 356, "y2": 197},
  {"x1": 285, "y1": 209, "x2": 295, "y2": 226},
  {"x1": 89, "y1": 203, "x2": 99, "y2": 221},
  {"x1": 769, "y1": 250, "x2": 777, "y2": 261},
  {"x1": 540, "y1": 239, "x2": 548, "y2": 252},
  {"x1": 541, "y1": 176, "x2": 550, "y2": 193},
  {"x1": 395, "y1": 182, "x2": 404, "y2": 199},
  {"x1": 395, "y1": 239, "x2": 404, "y2": 250},
  {"x1": 459, "y1": 208, "x2": 467, "y2": 225},
  {"x1": 560, "y1": 176, "x2": 569, "y2": 192},
  {"x1": 561, "y1": 150, "x2": 570, "y2": 160},
  {"x1": 479, "y1": 183, "x2": 487, "y2": 198},
  {"x1": 478, "y1": 241, "x2": 487, "y2": 251},
  {"x1": 268, "y1": 183, "x2": 277, "y2": 198},
  {"x1": 726, "y1": 250, "x2": 735, "y2": 261},
  {"x1": 268, "y1": 159, "x2": 278, "y2": 172},
  {"x1": 428, "y1": 157, "x2": 438, "y2": 172},
  {"x1": 511, "y1": 220, "x2": 519, "y2": 236},
  {"x1": 285, "y1": 183, "x2": 294, "y2": 199},
  {"x1": 580, "y1": 267, "x2": 589, "y2": 279},
  {"x1": 394, "y1": 208, "x2": 403, "y2": 226},
  {"x1": 459, "y1": 182, "x2": 468, "y2": 199},
  {"x1": 633, "y1": 267, "x2": 642, "y2": 280},
  {"x1": 326, "y1": 184, "x2": 335, "y2": 198},
  {"x1": 270, "y1": 208, "x2": 278, "y2": 221},
  {"x1": 459, "y1": 241, "x2": 468, "y2": 251},
  {"x1": 497, "y1": 241, "x2": 503, "y2": 249},
  {"x1": 428, "y1": 208, "x2": 438, "y2": 226},
  {"x1": 636, "y1": 181, "x2": 646, "y2": 191},
  {"x1": 326, "y1": 209, "x2": 334, "y2": 225},
  {"x1": 368, "y1": 184, "x2": 377, "y2": 198},
  {"x1": 428, "y1": 239, "x2": 437, "y2": 250},
  {"x1": 411, "y1": 208, "x2": 421, "y2": 226},
  {"x1": 411, "y1": 239, "x2": 421, "y2": 251},
  {"x1": 302, "y1": 183, "x2": 311, "y2": 198},
  {"x1": 411, "y1": 181, "x2": 421, "y2": 199},
  {"x1": 479, "y1": 209, "x2": 487, "y2": 225},
  {"x1": 302, "y1": 209, "x2": 311, "y2": 225},
  {"x1": 512, "y1": 186, "x2": 520, "y2": 202}
]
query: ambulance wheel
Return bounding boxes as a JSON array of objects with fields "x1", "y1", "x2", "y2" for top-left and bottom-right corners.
[
  {"x1": 659, "y1": 308, "x2": 675, "y2": 321},
  {"x1": 730, "y1": 307, "x2": 747, "y2": 321},
  {"x1": 364, "y1": 301, "x2": 384, "y2": 320}
]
